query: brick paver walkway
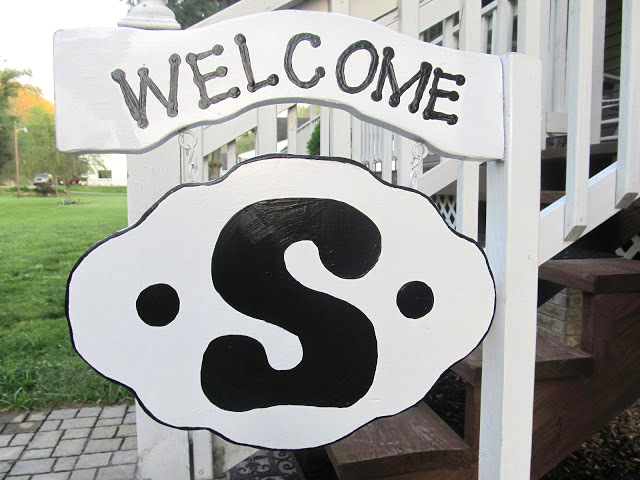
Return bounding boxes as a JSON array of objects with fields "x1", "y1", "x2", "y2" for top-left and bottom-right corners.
[{"x1": 0, "y1": 405, "x2": 137, "y2": 480}]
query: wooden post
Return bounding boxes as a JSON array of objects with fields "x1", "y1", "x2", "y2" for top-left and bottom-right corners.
[
  {"x1": 257, "y1": 105, "x2": 278, "y2": 155},
  {"x1": 615, "y1": 0, "x2": 640, "y2": 208},
  {"x1": 479, "y1": 53, "x2": 541, "y2": 480},
  {"x1": 456, "y1": 0, "x2": 482, "y2": 240},
  {"x1": 14, "y1": 121, "x2": 20, "y2": 199},
  {"x1": 329, "y1": 0, "x2": 351, "y2": 159},
  {"x1": 227, "y1": 140, "x2": 237, "y2": 168},
  {"x1": 564, "y1": 0, "x2": 594, "y2": 241},
  {"x1": 287, "y1": 105, "x2": 298, "y2": 154}
]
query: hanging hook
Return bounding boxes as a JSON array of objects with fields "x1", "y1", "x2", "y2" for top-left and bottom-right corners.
[
  {"x1": 410, "y1": 142, "x2": 428, "y2": 188},
  {"x1": 179, "y1": 130, "x2": 199, "y2": 183}
]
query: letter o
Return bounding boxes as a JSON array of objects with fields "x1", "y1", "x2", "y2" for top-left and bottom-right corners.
[{"x1": 335, "y1": 40, "x2": 379, "y2": 94}]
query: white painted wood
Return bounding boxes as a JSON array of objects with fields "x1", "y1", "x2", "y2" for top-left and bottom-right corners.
[
  {"x1": 396, "y1": 0, "x2": 421, "y2": 187},
  {"x1": 456, "y1": 0, "x2": 482, "y2": 240},
  {"x1": 330, "y1": 109, "x2": 352, "y2": 158},
  {"x1": 192, "y1": 430, "x2": 214, "y2": 480},
  {"x1": 563, "y1": 0, "x2": 594, "y2": 242},
  {"x1": 211, "y1": 436, "x2": 259, "y2": 476},
  {"x1": 493, "y1": 0, "x2": 513, "y2": 55},
  {"x1": 287, "y1": 105, "x2": 298, "y2": 154},
  {"x1": 615, "y1": 0, "x2": 640, "y2": 208},
  {"x1": 590, "y1": 0, "x2": 606, "y2": 145},
  {"x1": 546, "y1": 111, "x2": 568, "y2": 133},
  {"x1": 539, "y1": 163, "x2": 621, "y2": 264},
  {"x1": 517, "y1": 0, "x2": 541, "y2": 57},
  {"x1": 256, "y1": 105, "x2": 277, "y2": 155},
  {"x1": 479, "y1": 53, "x2": 541, "y2": 480},
  {"x1": 442, "y1": 16, "x2": 456, "y2": 49},
  {"x1": 227, "y1": 140, "x2": 237, "y2": 167},
  {"x1": 135, "y1": 403, "x2": 191, "y2": 480},
  {"x1": 551, "y1": 0, "x2": 568, "y2": 113},
  {"x1": 68, "y1": 155, "x2": 495, "y2": 449},
  {"x1": 118, "y1": 0, "x2": 181, "y2": 30},
  {"x1": 320, "y1": 107, "x2": 330, "y2": 156},
  {"x1": 192, "y1": 0, "x2": 307, "y2": 28},
  {"x1": 54, "y1": 11, "x2": 505, "y2": 160},
  {"x1": 418, "y1": 158, "x2": 458, "y2": 196},
  {"x1": 538, "y1": 0, "x2": 551, "y2": 148},
  {"x1": 351, "y1": 117, "x2": 362, "y2": 164},
  {"x1": 381, "y1": 128, "x2": 393, "y2": 183}
]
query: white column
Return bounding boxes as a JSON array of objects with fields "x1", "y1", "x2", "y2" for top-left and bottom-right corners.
[
  {"x1": 287, "y1": 105, "x2": 298, "y2": 154},
  {"x1": 564, "y1": 0, "x2": 594, "y2": 241},
  {"x1": 329, "y1": 0, "x2": 351, "y2": 159},
  {"x1": 479, "y1": 53, "x2": 541, "y2": 480},
  {"x1": 616, "y1": 0, "x2": 640, "y2": 208},
  {"x1": 396, "y1": 0, "x2": 420, "y2": 187},
  {"x1": 227, "y1": 140, "x2": 237, "y2": 168},
  {"x1": 456, "y1": 0, "x2": 482, "y2": 240},
  {"x1": 256, "y1": 105, "x2": 277, "y2": 155},
  {"x1": 320, "y1": 107, "x2": 330, "y2": 156}
]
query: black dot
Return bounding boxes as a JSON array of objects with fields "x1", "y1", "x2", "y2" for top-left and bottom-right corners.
[
  {"x1": 396, "y1": 281, "x2": 434, "y2": 319},
  {"x1": 136, "y1": 284, "x2": 180, "y2": 327}
]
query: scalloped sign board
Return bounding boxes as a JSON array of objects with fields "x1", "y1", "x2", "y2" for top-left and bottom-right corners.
[
  {"x1": 66, "y1": 155, "x2": 495, "y2": 449},
  {"x1": 54, "y1": 11, "x2": 504, "y2": 159}
]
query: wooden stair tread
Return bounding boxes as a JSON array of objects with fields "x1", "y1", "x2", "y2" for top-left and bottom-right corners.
[
  {"x1": 539, "y1": 257, "x2": 640, "y2": 293},
  {"x1": 451, "y1": 334, "x2": 593, "y2": 386},
  {"x1": 326, "y1": 402, "x2": 473, "y2": 479}
]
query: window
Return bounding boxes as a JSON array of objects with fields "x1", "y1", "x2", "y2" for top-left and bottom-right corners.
[{"x1": 98, "y1": 170, "x2": 112, "y2": 179}]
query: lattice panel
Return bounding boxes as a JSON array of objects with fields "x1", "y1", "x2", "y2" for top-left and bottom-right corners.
[
  {"x1": 616, "y1": 235, "x2": 640, "y2": 260},
  {"x1": 431, "y1": 194, "x2": 456, "y2": 229}
]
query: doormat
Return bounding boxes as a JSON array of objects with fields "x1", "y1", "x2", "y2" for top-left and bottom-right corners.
[{"x1": 215, "y1": 449, "x2": 305, "y2": 479}]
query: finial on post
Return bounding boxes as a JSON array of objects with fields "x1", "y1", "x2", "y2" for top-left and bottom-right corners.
[{"x1": 118, "y1": 0, "x2": 181, "y2": 30}]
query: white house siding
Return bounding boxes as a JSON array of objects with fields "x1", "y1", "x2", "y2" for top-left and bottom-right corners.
[{"x1": 87, "y1": 154, "x2": 127, "y2": 186}]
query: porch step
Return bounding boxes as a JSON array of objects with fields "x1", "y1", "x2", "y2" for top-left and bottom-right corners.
[
  {"x1": 326, "y1": 403, "x2": 473, "y2": 480},
  {"x1": 451, "y1": 333, "x2": 594, "y2": 387},
  {"x1": 538, "y1": 257, "x2": 640, "y2": 294}
]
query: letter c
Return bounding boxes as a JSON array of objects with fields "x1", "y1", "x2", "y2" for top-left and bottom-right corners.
[{"x1": 284, "y1": 33, "x2": 326, "y2": 89}]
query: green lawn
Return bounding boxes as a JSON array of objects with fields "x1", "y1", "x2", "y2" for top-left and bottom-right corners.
[{"x1": 0, "y1": 191, "x2": 134, "y2": 411}]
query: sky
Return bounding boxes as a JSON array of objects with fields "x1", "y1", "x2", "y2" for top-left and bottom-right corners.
[{"x1": 1, "y1": 0, "x2": 130, "y2": 102}]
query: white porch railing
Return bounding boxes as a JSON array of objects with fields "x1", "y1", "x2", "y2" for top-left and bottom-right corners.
[{"x1": 124, "y1": 1, "x2": 640, "y2": 479}]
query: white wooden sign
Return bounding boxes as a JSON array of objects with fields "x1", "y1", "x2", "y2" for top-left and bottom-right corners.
[
  {"x1": 54, "y1": 11, "x2": 504, "y2": 160},
  {"x1": 67, "y1": 156, "x2": 495, "y2": 449}
]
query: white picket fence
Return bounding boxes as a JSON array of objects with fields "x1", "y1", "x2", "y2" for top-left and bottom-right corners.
[{"x1": 124, "y1": 1, "x2": 640, "y2": 479}]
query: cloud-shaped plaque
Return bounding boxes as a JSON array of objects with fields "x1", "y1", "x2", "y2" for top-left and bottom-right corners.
[{"x1": 66, "y1": 155, "x2": 494, "y2": 449}]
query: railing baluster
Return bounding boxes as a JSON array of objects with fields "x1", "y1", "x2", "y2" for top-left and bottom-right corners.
[
  {"x1": 256, "y1": 105, "x2": 278, "y2": 155},
  {"x1": 564, "y1": 0, "x2": 594, "y2": 241},
  {"x1": 494, "y1": 0, "x2": 514, "y2": 55},
  {"x1": 382, "y1": 129, "x2": 393, "y2": 183},
  {"x1": 287, "y1": 105, "x2": 298, "y2": 154},
  {"x1": 329, "y1": 0, "x2": 352, "y2": 159},
  {"x1": 590, "y1": 0, "x2": 606, "y2": 145}
]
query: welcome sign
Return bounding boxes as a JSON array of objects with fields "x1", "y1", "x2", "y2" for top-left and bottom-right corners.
[{"x1": 54, "y1": 11, "x2": 504, "y2": 160}]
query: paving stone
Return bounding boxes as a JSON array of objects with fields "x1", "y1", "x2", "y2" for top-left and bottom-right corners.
[
  {"x1": 98, "y1": 407, "x2": 125, "y2": 420},
  {"x1": 10, "y1": 458, "x2": 55, "y2": 475},
  {"x1": 53, "y1": 457, "x2": 77, "y2": 472},
  {"x1": 90, "y1": 428, "x2": 116, "y2": 440},
  {"x1": 69, "y1": 469, "x2": 96, "y2": 480},
  {"x1": 0, "y1": 437, "x2": 10, "y2": 448},
  {"x1": 120, "y1": 438, "x2": 136, "y2": 451},
  {"x1": 32, "y1": 472, "x2": 71, "y2": 480},
  {"x1": 30, "y1": 431, "x2": 63, "y2": 449},
  {"x1": 77, "y1": 409, "x2": 101, "y2": 419},
  {"x1": 110, "y1": 451, "x2": 136, "y2": 466},
  {"x1": 94, "y1": 419, "x2": 121, "y2": 428},
  {"x1": 0, "y1": 414, "x2": 26, "y2": 424},
  {"x1": 115, "y1": 426, "x2": 135, "y2": 438},
  {"x1": 60, "y1": 418, "x2": 96, "y2": 431},
  {"x1": 3, "y1": 422, "x2": 42, "y2": 435},
  {"x1": 0, "y1": 462, "x2": 11, "y2": 473},
  {"x1": 21, "y1": 448, "x2": 54, "y2": 460},
  {"x1": 0, "y1": 447, "x2": 24, "y2": 461},
  {"x1": 5, "y1": 476, "x2": 31, "y2": 480},
  {"x1": 39, "y1": 420, "x2": 61, "y2": 432},
  {"x1": 95, "y1": 465, "x2": 135, "y2": 480},
  {"x1": 47, "y1": 410, "x2": 78, "y2": 421},
  {"x1": 83, "y1": 439, "x2": 122, "y2": 455},
  {"x1": 75, "y1": 453, "x2": 110, "y2": 470},
  {"x1": 52, "y1": 439, "x2": 87, "y2": 457},
  {"x1": 121, "y1": 414, "x2": 135, "y2": 426},
  {"x1": 125, "y1": 406, "x2": 135, "y2": 414},
  {"x1": 27, "y1": 412, "x2": 49, "y2": 422},
  {"x1": 10, "y1": 433, "x2": 33, "y2": 447},
  {"x1": 62, "y1": 429, "x2": 90, "y2": 440}
]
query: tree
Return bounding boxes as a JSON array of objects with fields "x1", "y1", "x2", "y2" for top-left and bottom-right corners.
[
  {"x1": 123, "y1": 0, "x2": 240, "y2": 28},
  {"x1": 307, "y1": 122, "x2": 320, "y2": 156},
  {"x1": 0, "y1": 65, "x2": 31, "y2": 172}
]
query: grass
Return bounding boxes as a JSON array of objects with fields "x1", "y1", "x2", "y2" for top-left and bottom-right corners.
[
  {"x1": 0, "y1": 192, "x2": 134, "y2": 411},
  {"x1": 70, "y1": 185, "x2": 127, "y2": 194}
]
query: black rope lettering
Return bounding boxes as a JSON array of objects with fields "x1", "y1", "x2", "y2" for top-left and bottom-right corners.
[
  {"x1": 111, "y1": 54, "x2": 180, "y2": 129},
  {"x1": 186, "y1": 45, "x2": 240, "y2": 110},
  {"x1": 371, "y1": 47, "x2": 432, "y2": 114},
  {"x1": 335, "y1": 40, "x2": 379, "y2": 94},
  {"x1": 423, "y1": 67, "x2": 465, "y2": 125},
  {"x1": 235, "y1": 34, "x2": 279, "y2": 93},
  {"x1": 284, "y1": 33, "x2": 325, "y2": 89}
]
